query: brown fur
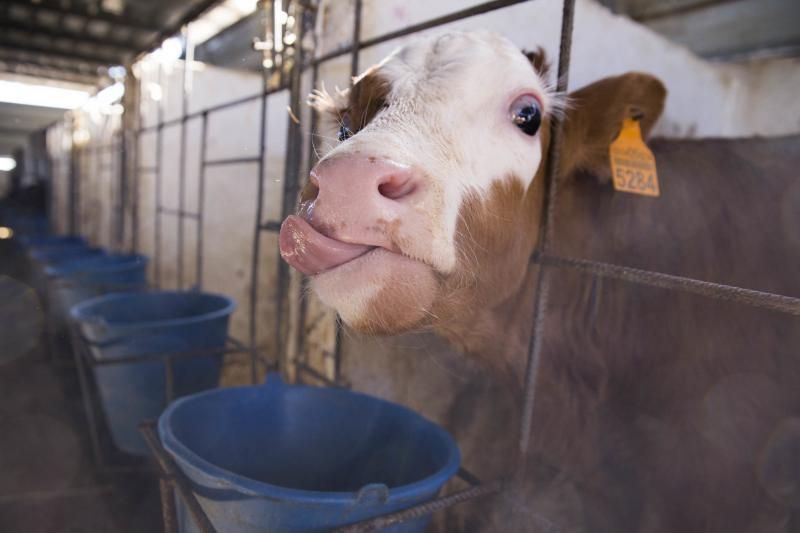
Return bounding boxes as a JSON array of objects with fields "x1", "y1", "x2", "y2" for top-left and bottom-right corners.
[
  {"x1": 343, "y1": 69, "x2": 392, "y2": 133},
  {"x1": 299, "y1": 52, "x2": 800, "y2": 532}
]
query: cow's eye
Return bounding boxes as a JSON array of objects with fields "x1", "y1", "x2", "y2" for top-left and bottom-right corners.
[
  {"x1": 510, "y1": 95, "x2": 542, "y2": 136},
  {"x1": 338, "y1": 113, "x2": 353, "y2": 141}
]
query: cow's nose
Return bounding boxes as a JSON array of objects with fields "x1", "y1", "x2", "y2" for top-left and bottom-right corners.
[
  {"x1": 310, "y1": 155, "x2": 416, "y2": 201},
  {"x1": 302, "y1": 155, "x2": 419, "y2": 246}
]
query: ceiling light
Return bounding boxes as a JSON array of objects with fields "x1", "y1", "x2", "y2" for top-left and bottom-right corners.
[
  {"x1": 0, "y1": 157, "x2": 16, "y2": 172},
  {"x1": 160, "y1": 37, "x2": 184, "y2": 62},
  {"x1": 96, "y1": 82, "x2": 125, "y2": 106},
  {"x1": 0, "y1": 80, "x2": 89, "y2": 109}
]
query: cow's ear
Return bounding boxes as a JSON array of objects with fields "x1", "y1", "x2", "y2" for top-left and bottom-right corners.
[
  {"x1": 523, "y1": 47, "x2": 550, "y2": 79},
  {"x1": 559, "y1": 72, "x2": 666, "y2": 181}
]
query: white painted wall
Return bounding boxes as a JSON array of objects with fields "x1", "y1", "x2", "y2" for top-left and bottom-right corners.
[
  {"x1": 135, "y1": 59, "x2": 290, "y2": 377},
  {"x1": 316, "y1": 0, "x2": 800, "y2": 139}
]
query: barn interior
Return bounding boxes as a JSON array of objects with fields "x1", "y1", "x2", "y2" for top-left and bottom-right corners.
[{"x1": 1, "y1": 0, "x2": 799, "y2": 532}]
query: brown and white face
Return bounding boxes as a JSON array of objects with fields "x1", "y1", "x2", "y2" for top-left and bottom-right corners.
[{"x1": 280, "y1": 30, "x2": 666, "y2": 338}]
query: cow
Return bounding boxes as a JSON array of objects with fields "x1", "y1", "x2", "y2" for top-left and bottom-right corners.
[{"x1": 280, "y1": 30, "x2": 800, "y2": 532}]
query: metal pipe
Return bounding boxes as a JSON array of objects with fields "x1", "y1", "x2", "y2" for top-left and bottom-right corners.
[
  {"x1": 139, "y1": 422, "x2": 217, "y2": 533},
  {"x1": 518, "y1": 0, "x2": 576, "y2": 463},
  {"x1": 203, "y1": 156, "x2": 262, "y2": 167},
  {"x1": 69, "y1": 322, "x2": 104, "y2": 468},
  {"x1": 159, "y1": 478, "x2": 178, "y2": 533},
  {"x1": 197, "y1": 112, "x2": 209, "y2": 289},
  {"x1": 535, "y1": 253, "x2": 800, "y2": 316},
  {"x1": 309, "y1": 0, "x2": 532, "y2": 67}
]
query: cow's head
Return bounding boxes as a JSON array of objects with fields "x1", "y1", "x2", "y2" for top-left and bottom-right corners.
[{"x1": 280, "y1": 31, "x2": 665, "y2": 342}]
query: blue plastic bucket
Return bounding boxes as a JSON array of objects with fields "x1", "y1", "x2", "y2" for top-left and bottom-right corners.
[
  {"x1": 45, "y1": 254, "x2": 149, "y2": 315},
  {"x1": 29, "y1": 243, "x2": 104, "y2": 265},
  {"x1": 70, "y1": 291, "x2": 236, "y2": 456},
  {"x1": 18, "y1": 234, "x2": 85, "y2": 248},
  {"x1": 158, "y1": 377, "x2": 461, "y2": 532},
  {"x1": 27, "y1": 244, "x2": 106, "y2": 295}
]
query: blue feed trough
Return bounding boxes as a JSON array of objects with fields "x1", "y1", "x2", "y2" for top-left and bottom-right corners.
[
  {"x1": 158, "y1": 376, "x2": 461, "y2": 532},
  {"x1": 71, "y1": 291, "x2": 236, "y2": 455}
]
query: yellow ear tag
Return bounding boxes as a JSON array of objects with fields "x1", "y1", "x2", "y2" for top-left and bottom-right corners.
[{"x1": 609, "y1": 117, "x2": 660, "y2": 197}]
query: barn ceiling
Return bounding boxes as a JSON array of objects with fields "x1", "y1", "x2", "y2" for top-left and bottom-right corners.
[
  {"x1": 607, "y1": 0, "x2": 800, "y2": 60},
  {"x1": 0, "y1": 0, "x2": 225, "y2": 155}
]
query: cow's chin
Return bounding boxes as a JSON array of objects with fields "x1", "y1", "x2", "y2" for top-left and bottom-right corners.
[{"x1": 311, "y1": 248, "x2": 439, "y2": 335}]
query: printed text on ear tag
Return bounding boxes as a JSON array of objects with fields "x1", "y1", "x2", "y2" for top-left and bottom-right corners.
[{"x1": 609, "y1": 117, "x2": 660, "y2": 197}]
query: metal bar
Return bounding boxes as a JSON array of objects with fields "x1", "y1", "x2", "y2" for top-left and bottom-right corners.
[
  {"x1": 456, "y1": 468, "x2": 482, "y2": 487},
  {"x1": 0, "y1": 19, "x2": 138, "y2": 53},
  {"x1": 197, "y1": 112, "x2": 209, "y2": 289},
  {"x1": 535, "y1": 253, "x2": 800, "y2": 317},
  {"x1": 154, "y1": 66, "x2": 164, "y2": 288},
  {"x1": 69, "y1": 322, "x2": 104, "y2": 468},
  {"x1": 135, "y1": 84, "x2": 291, "y2": 135},
  {"x1": 158, "y1": 478, "x2": 178, "y2": 533},
  {"x1": 157, "y1": 207, "x2": 200, "y2": 219},
  {"x1": 139, "y1": 422, "x2": 217, "y2": 533},
  {"x1": 178, "y1": 27, "x2": 190, "y2": 290},
  {"x1": 295, "y1": 59, "x2": 320, "y2": 363},
  {"x1": 203, "y1": 156, "x2": 261, "y2": 167},
  {"x1": 81, "y1": 342, "x2": 250, "y2": 366},
  {"x1": 310, "y1": 0, "x2": 532, "y2": 66},
  {"x1": 164, "y1": 356, "x2": 175, "y2": 403},
  {"x1": 350, "y1": 0, "x2": 362, "y2": 77},
  {"x1": 258, "y1": 220, "x2": 282, "y2": 231},
  {"x1": 0, "y1": 40, "x2": 114, "y2": 66},
  {"x1": 248, "y1": 4, "x2": 273, "y2": 383},
  {"x1": 1, "y1": 0, "x2": 161, "y2": 33},
  {"x1": 518, "y1": 0, "x2": 576, "y2": 462},
  {"x1": 334, "y1": 479, "x2": 504, "y2": 533},
  {"x1": 132, "y1": 114, "x2": 141, "y2": 253}
]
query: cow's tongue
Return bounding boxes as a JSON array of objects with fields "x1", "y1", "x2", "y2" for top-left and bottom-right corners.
[{"x1": 279, "y1": 215, "x2": 372, "y2": 275}]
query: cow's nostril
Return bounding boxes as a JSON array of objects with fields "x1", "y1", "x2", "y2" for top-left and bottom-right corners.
[{"x1": 378, "y1": 175, "x2": 416, "y2": 200}]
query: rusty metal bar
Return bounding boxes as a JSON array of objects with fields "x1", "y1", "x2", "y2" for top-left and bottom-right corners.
[
  {"x1": 139, "y1": 422, "x2": 217, "y2": 533},
  {"x1": 334, "y1": 479, "x2": 504, "y2": 533},
  {"x1": 164, "y1": 356, "x2": 175, "y2": 404},
  {"x1": 69, "y1": 321, "x2": 104, "y2": 467},
  {"x1": 310, "y1": 0, "x2": 532, "y2": 67},
  {"x1": 159, "y1": 477, "x2": 179, "y2": 533},
  {"x1": 535, "y1": 253, "x2": 800, "y2": 316},
  {"x1": 518, "y1": 0, "x2": 576, "y2": 461}
]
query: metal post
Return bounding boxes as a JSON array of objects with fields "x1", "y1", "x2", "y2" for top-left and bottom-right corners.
[
  {"x1": 164, "y1": 356, "x2": 175, "y2": 403},
  {"x1": 158, "y1": 478, "x2": 179, "y2": 533},
  {"x1": 196, "y1": 112, "x2": 208, "y2": 288},
  {"x1": 154, "y1": 66, "x2": 164, "y2": 288},
  {"x1": 248, "y1": 4, "x2": 272, "y2": 383},
  {"x1": 140, "y1": 422, "x2": 217, "y2": 533},
  {"x1": 518, "y1": 0, "x2": 576, "y2": 461},
  {"x1": 70, "y1": 324, "x2": 104, "y2": 469}
]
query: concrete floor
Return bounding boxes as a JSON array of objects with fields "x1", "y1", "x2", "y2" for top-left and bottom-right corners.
[{"x1": 0, "y1": 239, "x2": 162, "y2": 533}]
